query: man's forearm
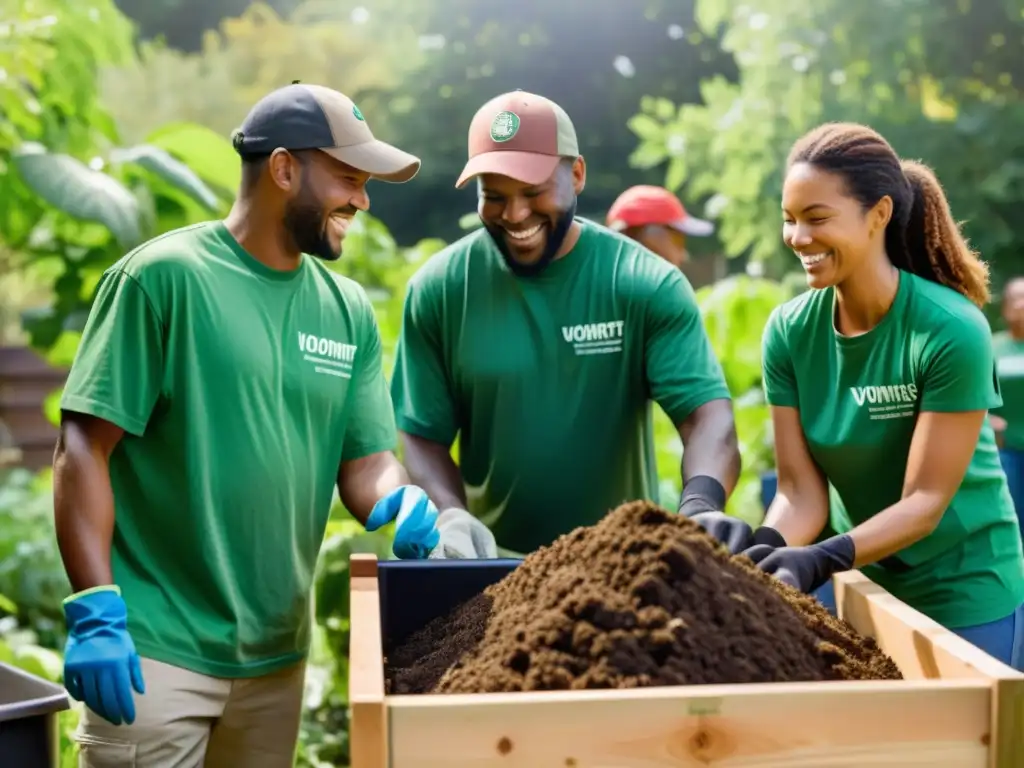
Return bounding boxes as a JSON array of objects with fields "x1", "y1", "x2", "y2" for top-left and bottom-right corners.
[
  {"x1": 399, "y1": 431, "x2": 467, "y2": 511},
  {"x1": 679, "y1": 399, "x2": 741, "y2": 494},
  {"x1": 338, "y1": 451, "x2": 410, "y2": 524},
  {"x1": 53, "y1": 428, "x2": 117, "y2": 592}
]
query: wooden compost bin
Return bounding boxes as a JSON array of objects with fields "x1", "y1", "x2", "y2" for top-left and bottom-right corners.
[{"x1": 348, "y1": 554, "x2": 1024, "y2": 767}]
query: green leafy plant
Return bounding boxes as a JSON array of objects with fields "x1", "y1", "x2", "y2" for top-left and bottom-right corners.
[
  {"x1": 13, "y1": 127, "x2": 232, "y2": 352},
  {"x1": 627, "y1": 0, "x2": 1024, "y2": 298},
  {"x1": 693, "y1": 274, "x2": 795, "y2": 524},
  {"x1": 97, "y1": 1, "x2": 428, "y2": 147},
  {"x1": 0, "y1": 466, "x2": 79, "y2": 764},
  {"x1": 298, "y1": 504, "x2": 395, "y2": 767},
  {"x1": 0, "y1": 624, "x2": 81, "y2": 767},
  {"x1": 0, "y1": 468, "x2": 70, "y2": 648}
]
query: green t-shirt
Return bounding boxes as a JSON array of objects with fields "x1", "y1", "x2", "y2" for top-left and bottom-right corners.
[
  {"x1": 60, "y1": 221, "x2": 396, "y2": 677},
  {"x1": 991, "y1": 331, "x2": 1024, "y2": 451},
  {"x1": 390, "y1": 218, "x2": 731, "y2": 554},
  {"x1": 762, "y1": 270, "x2": 1024, "y2": 628}
]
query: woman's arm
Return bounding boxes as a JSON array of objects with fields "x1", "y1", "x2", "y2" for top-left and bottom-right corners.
[
  {"x1": 844, "y1": 409, "x2": 984, "y2": 567},
  {"x1": 990, "y1": 413, "x2": 1007, "y2": 449},
  {"x1": 762, "y1": 405, "x2": 830, "y2": 545}
]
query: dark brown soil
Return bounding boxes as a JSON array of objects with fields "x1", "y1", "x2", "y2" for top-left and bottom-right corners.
[{"x1": 385, "y1": 501, "x2": 902, "y2": 695}]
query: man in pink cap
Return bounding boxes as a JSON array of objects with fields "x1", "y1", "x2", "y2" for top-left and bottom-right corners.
[
  {"x1": 607, "y1": 185, "x2": 715, "y2": 270},
  {"x1": 380, "y1": 90, "x2": 749, "y2": 560},
  {"x1": 451, "y1": 88, "x2": 585, "y2": 276}
]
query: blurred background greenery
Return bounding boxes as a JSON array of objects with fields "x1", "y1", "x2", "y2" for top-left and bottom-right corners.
[{"x1": 1, "y1": 0, "x2": 1022, "y2": 764}]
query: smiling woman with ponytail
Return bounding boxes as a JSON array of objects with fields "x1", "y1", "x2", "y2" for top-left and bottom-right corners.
[{"x1": 739, "y1": 121, "x2": 1024, "y2": 669}]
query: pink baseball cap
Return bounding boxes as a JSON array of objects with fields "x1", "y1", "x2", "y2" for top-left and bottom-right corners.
[{"x1": 456, "y1": 90, "x2": 579, "y2": 188}]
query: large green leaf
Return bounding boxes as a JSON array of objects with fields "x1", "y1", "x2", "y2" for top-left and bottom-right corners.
[
  {"x1": 12, "y1": 643, "x2": 64, "y2": 683},
  {"x1": 697, "y1": 275, "x2": 789, "y2": 396},
  {"x1": 43, "y1": 388, "x2": 62, "y2": 428},
  {"x1": 458, "y1": 212, "x2": 483, "y2": 230},
  {"x1": 12, "y1": 142, "x2": 141, "y2": 248},
  {"x1": 626, "y1": 114, "x2": 665, "y2": 142},
  {"x1": 145, "y1": 122, "x2": 241, "y2": 197},
  {"x1": 0, "y1": 592, "x2": 17, "y2": 614},
  {"x1": 110, "y1": 144, "x2": 221, "y2": 211}
]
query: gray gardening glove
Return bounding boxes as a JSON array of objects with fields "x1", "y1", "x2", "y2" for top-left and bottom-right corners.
[{"x1": 428, "y1": 508, "x2": 498, "y2": 559}]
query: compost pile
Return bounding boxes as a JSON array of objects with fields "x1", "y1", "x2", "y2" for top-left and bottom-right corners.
[{"x1": 385, "y1": 501, "x2": 902, "y2": 695}]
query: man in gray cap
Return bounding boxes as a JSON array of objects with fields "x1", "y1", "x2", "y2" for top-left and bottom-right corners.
[{"x1": 52, "y1": 82, "x2": 436, "y2": 767}]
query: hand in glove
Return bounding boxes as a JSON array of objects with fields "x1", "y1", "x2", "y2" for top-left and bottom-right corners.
[
  {"x1": 688, "y1": 511, "x2": 756, "y2": 554},
  {"x1": 737, "y1": 526, "x2": 792, "y2": 565},
  {"x1": 428, "y1": 508, "x2": 498, "y2": 559},
  {"x1": 744, "y1": 534, "x2": 856, "y2": 593},
  {"x1": 747, "y1": 525, "x2": 788, "y2": 550},
  {"x1": 677, "y1": 475, "x2": 758, "y2": 555},
  {"x1": 365, "y1": 485, "x2": 439, "y2": 559},
  {"x1": 63, "y1": 586, "x2": 146, "y2": 726}
]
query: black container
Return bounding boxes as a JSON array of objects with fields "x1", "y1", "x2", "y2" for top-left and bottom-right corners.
[
  {"x1": 0, "y1": 662, "x2": 71, "y2": 768},
  {"x1": 377, "y1": 558, "x2": 522, "y2": 653}
]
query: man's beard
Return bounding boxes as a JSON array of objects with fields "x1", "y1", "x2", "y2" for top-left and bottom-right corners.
[
  {"x1": 283, "y1": 187, "x2": 341, "y2": 262},
  {"x1": 485, "y1": 197, "x2": 578, "y2": 278}
]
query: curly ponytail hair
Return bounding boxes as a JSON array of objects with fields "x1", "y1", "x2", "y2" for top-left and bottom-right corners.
[{"x1": 787, "y1": 122, "x2": 990, "y2": 307}]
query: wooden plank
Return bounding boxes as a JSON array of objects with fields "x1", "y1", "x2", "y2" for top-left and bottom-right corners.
[
  {"x1": 989, "y1": 675, "x2": 1024, "y2": 768},
  {"x1": 834, "y1": 571, "x2": 1024, "y2": 766},
  {"x1": 0, "y1": 345, "x2": 67, "y2": 377},
  {"x1": 11, "y1": 446, "x2": 51, "y2": 472},
  {"x1": 388, "y1": 679, "x2": 991, "y2": 767},
  {"x1": 833, "y1": 571, "x2": 1022, "y2": 681},
  {"x1": 0, "y1": 388, "x2": 64, "y2": 408},
  {"x1": 0, "y1": 344, "x2": 62, "y2": 472},
  {"x1": 348, "y1": 554, "x2": 387, "y2": 768},
  {"x1": 2, "y1": 406, "x2": 59, "y2": 440}
]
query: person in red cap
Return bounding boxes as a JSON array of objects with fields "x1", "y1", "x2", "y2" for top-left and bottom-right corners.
[
  {"x1": 606, "y1": 185, "x2": 715, "y2": 270},
  {"x1": 382, "y1": 90, "x2": 749, "y2": 560}
]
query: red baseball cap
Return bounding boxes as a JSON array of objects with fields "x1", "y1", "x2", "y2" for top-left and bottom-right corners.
[
  {"x1": 606, "y1": 185, "x2": 714, "y2": 236},
  {"x1": 456, "y1": 90, "x2": 579, "y2": 188}
]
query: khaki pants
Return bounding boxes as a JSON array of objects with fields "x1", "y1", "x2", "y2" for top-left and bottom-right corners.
[{"x1": 74, "y1": 656, "x2": 306, "y2": 768}]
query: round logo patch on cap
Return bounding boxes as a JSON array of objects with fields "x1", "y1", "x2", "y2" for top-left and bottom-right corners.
[
  {"x1": 352, "y1": 104, "x2": 365, "y2": 121},
  {"x1": 490, "y1": 111, "x2": 520, "y2": 142}
]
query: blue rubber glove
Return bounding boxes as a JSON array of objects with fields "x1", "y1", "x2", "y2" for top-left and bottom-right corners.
[
  {"x1": 62, "y1": 586, "x2": 145, "y2": 726},
  {"x1": 365, "y1": 485, "x2": 440, "y2": 559}
]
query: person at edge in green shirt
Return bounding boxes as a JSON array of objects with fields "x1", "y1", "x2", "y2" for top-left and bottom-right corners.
[
  {"x1": 990, "y1": 276, "x2": 1024, "y2": 531},
  {"x1": 372, "y1": 89, "x2": 746, "y2": 559},
  {"x1": 51, "y1": 83, "x2": 456, "y2": 767},
  {"x1": 737, "y1": 121, "x2": 1024, "y2": 669}
]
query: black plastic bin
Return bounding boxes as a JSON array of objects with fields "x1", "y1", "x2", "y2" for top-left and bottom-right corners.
[
  {"x1": 0, "y1": 662, "x2": 71, "y2": 768},
  {"x1": 376, "y1": 558, "x2": 522, "y2": 653}
]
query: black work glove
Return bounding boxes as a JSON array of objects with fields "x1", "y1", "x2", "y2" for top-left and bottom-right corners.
[
  {"x1": 749, "y1": 525, "x2": 787, "y2": 549},
  {"x1": 688, "y1": 511, "x2": 755, "y2": 554},
  {"x1": 744, "y1": 534, "x2": 856, "y2": 594},
  {"x1": 678, "y1": 475, "x2": 762, "y2": 555}
]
